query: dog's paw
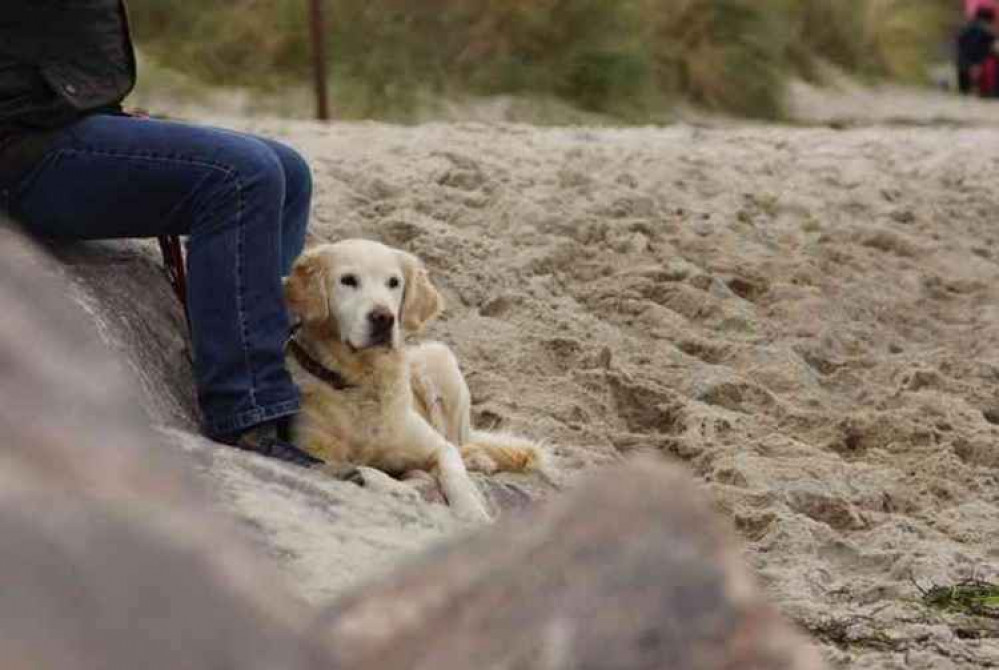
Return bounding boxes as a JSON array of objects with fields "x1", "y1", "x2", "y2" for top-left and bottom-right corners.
[
  {"x1": 456, "y1": 500, "x2": 493, "y2": 524},
  {"x1": 401, "y1": 470, "x2": 447, "y2": 504},
  {"x1": 319, "y1": 463, "x2": 366, "y2": 486}
]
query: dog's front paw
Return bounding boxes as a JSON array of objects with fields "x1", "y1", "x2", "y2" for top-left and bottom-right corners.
[
  {"x1": 319, "y1": 463, "x2": 366, "y2": 486},
  {"x1": 454, "y1": 494, "x2": 493, "y2": 524},
  {"x1": 402, "y1": 470, "x2": 447, "y2": 505},
  {"x1": 458, "y1": 506, "x2": 493, "y2": 524}
]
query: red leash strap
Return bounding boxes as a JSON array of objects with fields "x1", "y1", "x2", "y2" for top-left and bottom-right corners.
[{"x1": 157, "y1": 234, "x2": 190, "y2": 330}]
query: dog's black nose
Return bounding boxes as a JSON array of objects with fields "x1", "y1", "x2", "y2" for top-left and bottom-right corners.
[{"x1": 368, "y1": 308, "x2": 395, "y2": 335}]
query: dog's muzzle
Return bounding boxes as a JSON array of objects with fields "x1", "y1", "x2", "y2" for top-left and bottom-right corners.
[{"x1": 367, "y1": 307, "x2": 395, "y2": 347}]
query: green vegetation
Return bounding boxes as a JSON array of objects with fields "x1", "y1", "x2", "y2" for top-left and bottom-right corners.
[
  {"x1": 922, "y1": 579, "x2": 999, "y2": 619},
  {"x1": 127, "y1": 0, "x2": 955, "y2": 122}
]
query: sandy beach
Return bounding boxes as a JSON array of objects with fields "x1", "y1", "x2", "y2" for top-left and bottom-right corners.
[{"x1": 68, "y1": 83, "x2": 999, "y2": 668}]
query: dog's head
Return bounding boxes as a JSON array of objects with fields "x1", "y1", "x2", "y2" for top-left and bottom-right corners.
[{"x1": 284, "y1": 239, "x2": 442, "y2": 351}]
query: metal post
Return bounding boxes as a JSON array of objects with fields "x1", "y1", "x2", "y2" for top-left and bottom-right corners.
[{"x1": 309, "y1": 0, "x2": 330, "y2": 121}]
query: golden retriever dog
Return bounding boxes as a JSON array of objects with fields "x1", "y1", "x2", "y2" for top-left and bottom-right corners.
[{"x1": 283, "y1": 239, "x2": 542, "y2": 521}]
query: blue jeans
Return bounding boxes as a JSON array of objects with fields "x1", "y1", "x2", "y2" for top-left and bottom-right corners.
[{"x1": 5, "y1": 113, "x2": 309, "y2": 438}]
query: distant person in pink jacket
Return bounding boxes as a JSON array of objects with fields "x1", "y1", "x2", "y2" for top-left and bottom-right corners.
[
  {"x1": 958, "y1": 6, "x2": 999, "y2": 95},
  {"x1": 968, "y1": 0, "x2": 997, "y2": 18}
]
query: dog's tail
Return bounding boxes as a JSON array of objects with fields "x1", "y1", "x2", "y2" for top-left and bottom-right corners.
[{"x1": 461, "y1": 431, "x2": 545, "y2": 474}]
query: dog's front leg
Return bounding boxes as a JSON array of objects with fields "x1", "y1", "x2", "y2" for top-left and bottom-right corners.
[
  {"x1": 405, "y1": 414, "x2": 490, "y2": 522},
  {"x1": 437, "y1": 441, "x2": 491, "y2": 522}
]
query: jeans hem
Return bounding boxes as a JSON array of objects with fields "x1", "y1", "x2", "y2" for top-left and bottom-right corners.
[{"x1": 204, "y1": 398, "x2": 300, "y2": 439}]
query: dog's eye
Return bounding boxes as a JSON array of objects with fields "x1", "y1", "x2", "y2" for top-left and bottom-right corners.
[
  {"x1": 340, "y1": 274, "x2": 358, "y2": 288},
  {"x1": 387, "y1": 277, "x2": 401, "y2": 289}
]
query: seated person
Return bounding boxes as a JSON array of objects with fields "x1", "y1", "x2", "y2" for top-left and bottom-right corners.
[{"x1": 0, "y1": 1, "x2": 320, "y2": 466}]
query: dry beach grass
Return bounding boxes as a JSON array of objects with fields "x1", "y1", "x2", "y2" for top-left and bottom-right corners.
[{"x1": 127, "y1": 0, "x2": 954, "y2": 121}]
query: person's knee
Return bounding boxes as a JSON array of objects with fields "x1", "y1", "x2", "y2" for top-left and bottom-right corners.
[
  {"x1": 216, "y1": 136, "x2": 287, "y2": 199},
  {"x1": 186, "y1": 137, "x2": 287, "y2": 235},
  {"x1": 269, "y1": 141, "x2": 313, "y2": 205}
]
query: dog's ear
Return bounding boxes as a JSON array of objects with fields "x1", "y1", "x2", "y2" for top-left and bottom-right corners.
[
  {"x1": 284, "y1": 249, "x2": 330, "y2": 325},
  {"x1": 398, "y1": 251, "x2": 443, "y2": 334}
]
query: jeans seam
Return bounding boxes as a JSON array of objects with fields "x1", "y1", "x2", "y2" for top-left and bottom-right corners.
[
  {"x1": 164, "y1": 166, "x2": 220, "y2": 226},
  {"x1": 57, "y1": 146, "x2": 240, "y2": 175},
  {"x1": 52, "y1": 147, "x2": 241, "y2": 223},
  {"x1": 232, "y1": 171, "x2": 260, "y2": 411}
]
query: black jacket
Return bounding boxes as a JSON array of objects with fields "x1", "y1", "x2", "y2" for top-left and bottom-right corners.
[
  {"x1": 0, "y1": 0, "x2": 136, "y2": 188},
  {"x1": 958, "y1": 19, "x2": 996, "y2": 70}
]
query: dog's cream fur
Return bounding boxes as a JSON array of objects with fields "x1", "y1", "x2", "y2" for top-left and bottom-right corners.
[{"x1": 283, "y1": 239, "x2": 541, "y2": 521}]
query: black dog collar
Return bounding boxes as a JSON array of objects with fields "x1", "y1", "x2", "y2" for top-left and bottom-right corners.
[{"x1": 287, "y1": 338, "x2": 354, "y2": 391}]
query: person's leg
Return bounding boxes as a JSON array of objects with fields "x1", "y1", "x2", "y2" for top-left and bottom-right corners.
[
  {"x1": 959, "y1": 65, "x2": 972, "y2": 94},
  {"x1": 195, "y1": 128, "x2": 312, "y2": 274},
  {"x1": 9, "y1": 113, "x2": 311, "y2": 451},
  {"x1": 258, "y1": 138, "x2": 312, "y2": 274}
]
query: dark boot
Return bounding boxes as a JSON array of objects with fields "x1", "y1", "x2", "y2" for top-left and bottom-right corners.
[{"x1": 220, "y1": 417, "x2": 323, "y2": 468}]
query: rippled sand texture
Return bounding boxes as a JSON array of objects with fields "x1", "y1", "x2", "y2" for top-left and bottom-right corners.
[
  {"x1": 54, "y1": 92, "x2": 999, "y2": 667},
  {"x1": 263, "y1": 119, "x2": 998, "y2": 669}
]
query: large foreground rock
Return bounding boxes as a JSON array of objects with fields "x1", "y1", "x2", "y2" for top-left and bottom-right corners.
[
  {"x1": 320, "y1": 461, "x2": 824, "y2": 670},
  {"x1": 0, "y1": 221, "x2": 822, "y2": 668},
  {"x1": 0, "y1": 224, "x2": 326, "y2": 669}
]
